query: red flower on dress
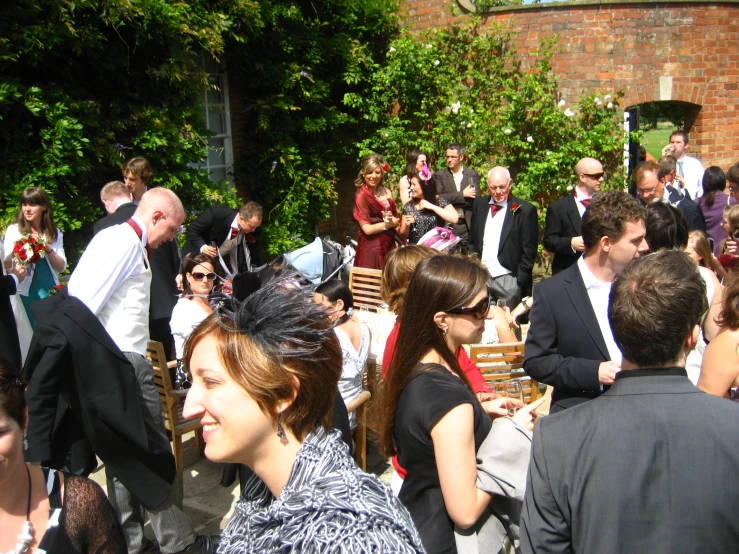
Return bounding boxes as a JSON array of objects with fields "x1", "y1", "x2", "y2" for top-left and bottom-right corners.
[{"x1": 510, "y1": 203, "x2": 520, "y2": 213}]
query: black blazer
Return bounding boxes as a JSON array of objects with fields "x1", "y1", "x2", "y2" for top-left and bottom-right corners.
[
  {"x1": 469, "y1": 195, "x2": 539, "y2": 296},
  {"x1": 666, "y1": 185, "x2": 707, "y2": 232},
  {"x1": 432, "y1": 167, "x2": 481, "y2": 239},
  {"x1": 521, "y1": 370, "x2": 739, "y2": 553},
  {"x1": 182, "y1": 206, "x2": 260, "y2": 274},
  {"x1": 523, "y1": 262, "x2": 609, "y2": 412},
  {"x1": 94, "y1": 203, "x2": 180, "y2": 321},
  {"x1": 543, "y1": 194, "x2": 582, "y2": 275},
  {"x1": 23, "y1": 290, "x2": 176, "y2": 509},
  {"x1": 0, "y1": 273, "x2": 21, "y2": 369}
]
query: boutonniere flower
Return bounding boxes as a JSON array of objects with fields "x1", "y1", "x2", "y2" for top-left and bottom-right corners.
[
  {"x1": 510, "y1": 203, "x2": 520, "y2": 213},
  {"x1": 245, "y1": 233, "x2": 257, "y2": 243}
]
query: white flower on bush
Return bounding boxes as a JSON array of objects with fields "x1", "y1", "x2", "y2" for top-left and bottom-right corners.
[
  {"x1": 566, "y1": 185, "x2": 573, "y2": 191},
  {"x1": 469, "y1": 108, "x2": 474, "y2": 114},
  {"x1": 388, "y1": 47, "x2": 397, "y2": 54},
  {"x1": 467, "y1": 122, "x2": 473, "y2": 128},
  {"x1": 558, "y1": 99, "x2": 566, "y2": 107},
  {"x1": 434, "y1": 59, "x2": 440, "y2": 66},
  {"x1": 383, "y1": 133, "x2": 388, "y2": 138},
  {"x1": 427, "y1": 44, "x2": 433, "y2": 49},
  {"x1": 504, "y1": 128, "x2": 512, "y2": 135},
  {"x1": 564, "y1": 108, "x2": 575, "y2": 117},
  {"x1": 443, "y1": 106, "x2": 451, "y2": 114},
  {"x1": 527, "y1": 135, "x2": 534, "y2": 143},
  {"x1": 594, "y1": 97, "x2": 602, "y2": 105},
  {"x1": 607, "y1": 102, "x2": 614, "y2": 109},
  {"x1": 605, "y1": 94, "x2": 612, "y2": 101},
  {"x1": 451, "y1": 101, "x2": 461, "y2": 114}
]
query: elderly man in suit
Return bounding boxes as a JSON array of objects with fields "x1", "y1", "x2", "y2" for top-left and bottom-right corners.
[
  {"x1": 521, "y1": 249, "x2": 739, "y2": 553},
  {"x1": 469, "y1": 167, "x2": 538, "y2": 313},
  {"x1": 524, "y1": 190, "x2": 648, "y2": 413},
  {"x1": 543, "y1": 157, "x2": 604, "y2": 274},
  {"x1": 432, "y1": 143, "x2": 481, "y2": 251},
  {"x1": 182, "y1": 201, "x2": 263, "y2": 275}
]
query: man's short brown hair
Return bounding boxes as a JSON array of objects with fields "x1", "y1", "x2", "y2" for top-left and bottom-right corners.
[
  {"x1": 582, "y1": 190, "x2": 647, "y2": 251},
  {"x1": 100, "y1": 181, "x2": 130, "y2": 203},
  {"x1": 657, "y1": 156, "x2": 676, "y2": 181},
  {"x1": 183, "y1": 278, "x2": 341, "y2": 440},
  {"x1": 121, "y1": 157, "x2": 153, "y2": 184},
  {"x1": 726, "y1": 162, "x2": 739, "y2": 186},
  {"x1": 609, "y1": 250, "x2": 707, "y2": 367},
  {"x1": 633, "y1": 161, "x2": 660, "y2": 188},
  {"x1": 239, "y1": 201, "x2": 263, "y2": 221}
]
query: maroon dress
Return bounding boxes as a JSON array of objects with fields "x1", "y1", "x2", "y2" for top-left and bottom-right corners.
[{"x1": 352, "y1": 185, "x2": 399, "y2": 269}]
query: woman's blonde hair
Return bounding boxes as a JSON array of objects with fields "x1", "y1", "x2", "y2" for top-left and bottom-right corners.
[
  {"x1": 687, "y1": 230, "x2": 713, "y2": 267},
  {"x1": 727, "y1": 204, "x2": 739, "y2": 236},
  {"x1": 354, "y1": 154, "x2": 387, "y2": 188},
  {"x1": 381, "y1": 245, "x2": 438, "y2": 314}
]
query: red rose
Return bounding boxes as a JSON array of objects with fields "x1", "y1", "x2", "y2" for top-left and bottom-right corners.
[
  {"x1": 246, "y1": 233, "x2": 256, "y2": 243},
  {"x1": 382, "y1": 162, "x2": 391, "y2": 172},
  {"x1": 510, "y1": 203, "x2": 520, "y2": 213}
]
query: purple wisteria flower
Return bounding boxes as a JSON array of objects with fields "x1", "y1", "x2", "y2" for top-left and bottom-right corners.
[{"x1": 271, "y1": 160, "x2": 278, "y2": 170}]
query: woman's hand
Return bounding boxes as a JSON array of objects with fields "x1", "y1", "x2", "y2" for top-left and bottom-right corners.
[
  {"x1": 481, "y1": 396, "x2": 522, "y2": 419},
  {"x1": 417, "y1": 199, "x2": 434, "y2": 211},
  {"x1": 511, "y1": 398, "x2": 545, "y2": 431},
  {"x1": 385, "y1": 216, "x2": 400, "y2": 229},
  {"x1": 508, "y1": 303, "x2": 527, "y2": 329}
]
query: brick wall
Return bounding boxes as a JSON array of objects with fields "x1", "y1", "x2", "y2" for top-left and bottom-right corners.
[{"x1": 401, "y1": 0, "x2": 739, "y2": 168}]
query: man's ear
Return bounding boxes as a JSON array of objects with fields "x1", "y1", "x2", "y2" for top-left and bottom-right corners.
[
  {"x1": 600, "y1": 235, "x2": 612, "y2": 253},
  {"x1": 152, "y1": 209, "x2": 165, "y2": 223},
  {"x1": 685, "y1": 324, "x2": 701, "y2": 351}
]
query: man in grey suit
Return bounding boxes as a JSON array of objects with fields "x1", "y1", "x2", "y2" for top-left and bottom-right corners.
[
  {"x1": 432, "y1": 142, "x2": 481, "y2": 251},
  {"x1": 521, "y1": 250, "x2": 739, "y2": 553}
]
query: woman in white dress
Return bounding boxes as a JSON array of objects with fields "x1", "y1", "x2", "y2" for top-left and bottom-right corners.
[
  {"x1": 170, "y1": 254, "x2": 219, "y2": 363},
  {"x1": 313, "y1": 279, "x2": 370, "y2": 428}
]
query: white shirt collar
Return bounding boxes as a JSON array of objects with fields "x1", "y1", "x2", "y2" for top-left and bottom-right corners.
[
  {"x1": 488, "y1": 197, "x2": 509, "y2": 208},
  {"x1": 578, "y1": 255, "x2": 612, "y2": 290}
]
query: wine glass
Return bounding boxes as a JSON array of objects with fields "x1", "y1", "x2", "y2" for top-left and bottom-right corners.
[{"x1": 504, "y1": 379, "x2": 524, "y2": 416}]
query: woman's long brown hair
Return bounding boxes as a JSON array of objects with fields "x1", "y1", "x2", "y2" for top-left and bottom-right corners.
[
  {"x1": 14, "y1": 187, "x2": 59, "y2": 243},
  {"x1": 371, "y1": 255, "x2": 489, "y2": 457}
]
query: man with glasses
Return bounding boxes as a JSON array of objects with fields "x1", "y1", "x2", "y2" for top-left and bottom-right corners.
[
  {"x1": 635, "y1": 159, "x2": 705, "y2": 231},
  {"x1": 432, "y1": 143, "x2": 481, "y2": 252},
  {"x1": 469, "y1": 166, "x2": 538, "y2": 335},
  {"x1": 525, "y1": 191, "x2": 648, "y2": 413},
  {"x1": 182, "y1": 201, "x2": 263, "y2": 276},
  {"x1": 543, "y1": 158, "x2": 603, "y2": 274}
]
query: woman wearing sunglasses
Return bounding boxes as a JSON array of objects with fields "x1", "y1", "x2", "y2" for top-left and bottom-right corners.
[
  {"x1": 374, "y1": 255, "x2": 539, "y2": 553},
  {"x1": 170, "y1": 254, "x2": 220, "y2": 363}
]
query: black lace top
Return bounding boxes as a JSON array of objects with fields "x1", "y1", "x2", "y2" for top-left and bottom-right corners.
[{"x1": 403, "y1": 197, "x2": 452, "y2": 244}]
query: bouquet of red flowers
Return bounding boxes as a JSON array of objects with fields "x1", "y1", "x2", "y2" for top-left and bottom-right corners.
[{"x1": 13, "y1": 236, "x2": 46, "y2": 265}]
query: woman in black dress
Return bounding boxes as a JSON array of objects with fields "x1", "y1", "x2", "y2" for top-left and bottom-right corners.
[
  {"x1": 401, "y1": 172, "x2": 459, "y2": 244},
  {"x1": 373, "y1": 256, "x2": 539, "y2": 553}
]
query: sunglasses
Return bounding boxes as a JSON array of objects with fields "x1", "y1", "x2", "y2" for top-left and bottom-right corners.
[
  {"x1": 446, "y1": 288, "x2": 493, "y2": 320},
  {"x1": 582, "y1": 172, "x2": 605, "y2": 180},
  {"x1": 190, "y1": 272, "x2": 216, "y2": 281}
]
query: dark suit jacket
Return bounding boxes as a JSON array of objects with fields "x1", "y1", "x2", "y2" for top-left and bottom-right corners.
[
  {"x1": 469, "y1": 195, "x2": 539, "y2": 297},
  {"x1": 666, "y1": 185, "x2": 706, "y2": 232},
  {"x1": 182, "y1": 206, "x2": 260, "y2": 274},
  {"x1": 0, "y1": 273, "x2": 21, "y2": 369},
  {"x1": 432, "y1": 167, "x2": 481, "y2": 240},
  {"x1": 23, "y1": 290, "x2": 176, "y2": 509},
  {"x1": 543, "y1": 194, "x2": 582, "y2": 274},
  {"x1": 521, "y1": 369, "x2": 739, "y2": 553},
  {"x1": 94, "y1": 203, "x2": 180, "y2": 321},
  {"x1": 523, "y1": 262, "x2": 608, "y2": 412}
]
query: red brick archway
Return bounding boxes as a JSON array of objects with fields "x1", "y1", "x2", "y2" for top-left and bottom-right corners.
[{"x1": 401, "y1": 0, "x2": 739, "y2": 169}]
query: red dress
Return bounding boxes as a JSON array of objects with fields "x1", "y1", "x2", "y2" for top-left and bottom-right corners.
[{"x1": 352, "y1": 185, "x2": 399, "y2": 270}]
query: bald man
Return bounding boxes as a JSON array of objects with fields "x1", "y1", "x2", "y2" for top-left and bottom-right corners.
[
  {"x1": 470, "y1": 166, "x2": 538, "y2": 316},
  {"x1": 543, "y1": 158, "x2": 604, "y2": 274}
]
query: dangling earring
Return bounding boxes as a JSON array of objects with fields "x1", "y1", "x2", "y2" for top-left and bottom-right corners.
[
  {"x1": 442, "y1": 328, "x2": 448, "y2": 337},
  {"x1": 277, "y1": 413, "x2": 287, "y2": 443},
  {"x1": 24, "y1": 433, "x2": 28, "y2": 451}
]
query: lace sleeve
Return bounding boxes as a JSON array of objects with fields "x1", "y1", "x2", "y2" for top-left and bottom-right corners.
[{"x1": 61, "y1": 475, "x2": 127, "y2": 554}]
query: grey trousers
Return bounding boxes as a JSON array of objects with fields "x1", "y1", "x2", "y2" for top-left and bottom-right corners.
[
  {"x1": 107, "y1": 352, "x2": 196, "y2": 554},
  {"x1": 487, "y1": 274, "x2": 523, "y2": 340}
]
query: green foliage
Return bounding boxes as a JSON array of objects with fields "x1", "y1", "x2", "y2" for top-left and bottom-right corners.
[
  {"x1": 348, "y1": 19, "x2": 629, "y2": 231},
  {"x1": 228, "y1": 0, "x2": 398, "y2": 255},
  {"x1": 0, "y1": 0, "x2": 259, "y2": 265}
]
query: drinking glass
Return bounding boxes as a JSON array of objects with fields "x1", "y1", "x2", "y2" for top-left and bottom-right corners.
[{"x1": 504, "y1": 379, "x2": 524, "y2": 416}]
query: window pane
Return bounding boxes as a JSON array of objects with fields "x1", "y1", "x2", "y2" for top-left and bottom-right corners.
[
  {"x1": 208, "y1": 137, "x2": 225, "y2": 166},
  {"x1": 209, "y1": 167, "x2": 227, "y2": 183},
  {"x1": 208, "y1": 106, "x2": 225, "y2": 135},
  {"x1": 207, "y1": 88, "x2": 222, "y2": 105}
]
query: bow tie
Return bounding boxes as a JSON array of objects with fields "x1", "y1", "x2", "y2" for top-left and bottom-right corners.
[
  {"x1": 230, "y1": 228, "x2": 240, "y2": 240},
  {"x1": 490, "y1": 204, "x2": 504, "y2": 218}
]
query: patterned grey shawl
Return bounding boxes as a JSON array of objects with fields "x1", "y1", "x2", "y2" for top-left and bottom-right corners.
[{"x1": 219, "y1": 427, "x2": 425, "y2": 553}]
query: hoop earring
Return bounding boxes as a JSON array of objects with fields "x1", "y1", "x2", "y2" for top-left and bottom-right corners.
[
  {"x1": 442, "y1": 328, "x2": 448, "y2": 337},
  {"x1": 277, "y1": 413, "x2": 287, "y2": 443}
]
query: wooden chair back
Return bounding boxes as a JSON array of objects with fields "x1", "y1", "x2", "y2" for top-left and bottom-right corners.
[
  {"x1": 348, "y1": 267, "x2": 384, "y2": 311},
  {"x1": 346, "y1": 390, "x2": 372, "y2": 471},
  {"x1": 469, "y1": 342, "x2": 541, "y2": 403}
]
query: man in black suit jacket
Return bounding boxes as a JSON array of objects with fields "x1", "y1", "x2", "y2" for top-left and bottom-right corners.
[
  {"x1": 182, "y1": 202, "x2": 262, "y2": 275},
  {"x1": 432, "y1": 143, "x2": 481, "y2": 251},
  {"x1": 94, "y1": 181, "x2": 180, "y2": 359},
  {"x1": 0, "y1": 255, "x2": 25, "y2": 369},
  {"x1": 524, "y1": 191, "x2": 648, "y2": 413},
  {"x1": 635, "y1": 158, "x2": 706, "y2": 232},
  {"x1": 469, "y1": 167, "x2": 538, "y2": 309},
  {"x1": 521, "y1": 250, "x2": 739, "y2": 553},
  {"x1": 543, "y1": 157, "x2": 604, "y2": 274}
]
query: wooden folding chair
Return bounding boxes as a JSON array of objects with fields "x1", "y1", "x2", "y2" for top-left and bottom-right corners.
[
  {"x1": 469, "y1": 341, "x2": 541, "y2": 404},
  {"x1": 346, "y1": 390, "x2": 372, "y2": 471},
  {"x1": 146, "y1": 340, "x2": 204, "y2": 503},
  {"x1": 348, "y1": 266, "x2": 384, "y2": 311}
]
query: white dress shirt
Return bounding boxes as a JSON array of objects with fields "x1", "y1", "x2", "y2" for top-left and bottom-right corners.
[
  {"x1": 676, "y1": 155, "x2": 705, "y2": 200},
  {"x1": 577, "y1": 256, "x2": 622, "y2": 365},
  {"x1": 573, "y1": 188, "x2": 591, "y2": 218},
  {"x1": 3, "y1": 223, "x2": 67, "y2": 296},
  {"x1": 68, "y1": 217, "x2": 148, "y2": 316},
  {"x1": 481, "y1": 199, "x2": 512, "y2": 279}
]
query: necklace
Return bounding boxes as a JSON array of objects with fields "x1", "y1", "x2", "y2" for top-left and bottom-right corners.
[{"x1": 4, "y1": 464, "x2": 33, "y2": 554}]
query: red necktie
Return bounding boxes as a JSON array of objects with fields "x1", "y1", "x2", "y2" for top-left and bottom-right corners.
[
  {"x1": 230, "y1": 228, "x2": 240, "y2": 240},
  {"x1": 490, "y1": 204, "x2": 504, "y2": 218},
  {"x1": 580, "y1": 197, "x2": 591, "y2": 208},
  {"x1": 126, "y1": 219, "x2": 151, "y2": 260}
]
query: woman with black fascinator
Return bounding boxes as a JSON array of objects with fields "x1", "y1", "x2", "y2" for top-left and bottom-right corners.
[{"x1": 182, "y1": 278, "x2": 423, "y2": 552}]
